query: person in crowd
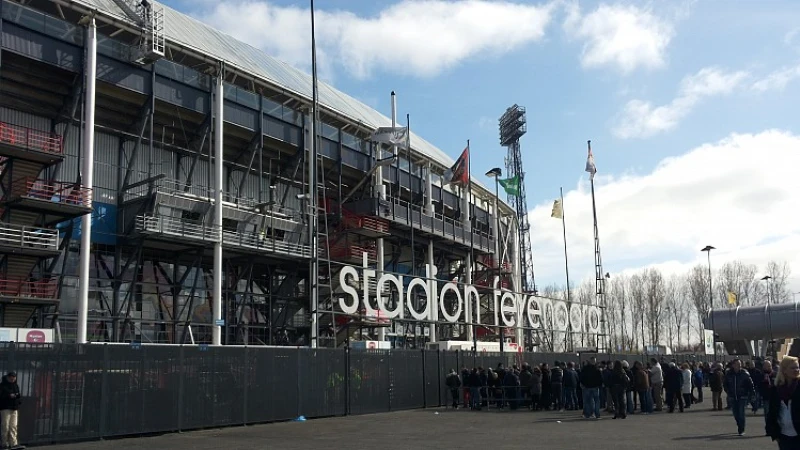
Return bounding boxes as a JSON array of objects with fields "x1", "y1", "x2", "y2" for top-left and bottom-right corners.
[
  {"x1": 650, "y1": 358, "x2": 664, "y2": 411},
  {"x1": 633, "y1": 361, "x2": 653, "y2": 414},
  {"x1": 530, "y1": 366, "x2": 542, "y2": 411},
  {"x1": 610, "y1": 360, "x2": 629, "y2": 419},
  {"x1": 725, "y1": 358, "x2": 755, "y2": 436},
  {"x1": 710, "y1": 363, "x2": 725, "y2": 411},
  {"x1": 519, "y1": 364, "x2": 533, "y2": 409},
  {"x1": 749, "y1": 359, "x2": 764, "y2": 414},
  {"x1": 579, "y1": 357, "x2": 603, "y2": 419},
  {"x1": 681, "y1": 362, "x2": 693, "y2": 409},
  {"x1": 550, "y1": 361, "x2": 564, "y2": 412},
  {"x1": 468, "y1": 368, "x2": 482, "y2": 410},
  {"x1": 665, "y1": 362, "x2": 685, "y2": 413},
  {"x1": 563, "y1": 362, "x2": 579, "y2": 411},
  {"x1": 540, "y1": 363, "x2": 551, "y2": 411},
  {"x1": 446, "y1": 369, "x2": 461, "y2": 408},
  {"x1": 693, "y1": 362, "x2": 705, "y2": 403},
  {"x1": 765, "y1": 356, "x2": 800, "y2": 449},
  {"x1": 623, "y1": 361, "x2": 635, "y2": 415},
  {"x1": 0, "y1": 371, "x2": 21, "y2": 450},
  {"x1": 761, "y1": 360, "x2": 777, "y2": 419},
  {"x1": 461, "y1": 366, "x2": 471, "y2": 407},
  {"x1": 602, "y1": 361, "x2": 615, "y2": 413}
]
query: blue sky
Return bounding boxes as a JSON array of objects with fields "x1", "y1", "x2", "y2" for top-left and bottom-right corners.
[{"x1": 167, "y1": 0, "x2": 800, "y2": 299}]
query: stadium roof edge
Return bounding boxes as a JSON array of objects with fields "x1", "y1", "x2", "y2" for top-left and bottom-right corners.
[{"x1": 56, "y1": 0, "x2": 514, "y2": 211}]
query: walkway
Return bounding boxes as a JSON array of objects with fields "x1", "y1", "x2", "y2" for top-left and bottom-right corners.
[{"x1": 37, "y1": 403, "x2": 770, "y2": 449}]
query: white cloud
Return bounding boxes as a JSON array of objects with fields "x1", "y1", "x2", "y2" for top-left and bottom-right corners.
[
  {"x1": 194, "y1": 0, "x2": 555, "y2": 80},
  {"x1": 563, "y1": 2, "x2": 674, "y2": 73},
  {"x1": 613, "y1": 67, "x2": 749, "y2": 139},
  {"x1": 530, "y1": 130, "x2": 800, "y2": 294},
  {"x1": 751, "y1": 63, "x2": 800, "y2": 92}
]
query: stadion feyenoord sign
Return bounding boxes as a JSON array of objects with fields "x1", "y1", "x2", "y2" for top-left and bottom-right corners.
[{"x1": 336, "y1": 254, "x2": 603, "y2": 334}]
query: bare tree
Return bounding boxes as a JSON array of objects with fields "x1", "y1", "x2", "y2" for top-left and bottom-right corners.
[
  {"x1": 609, "y1": 275, "x2": 628, "y2": 352},
  {"x1": 687, "y1": 264, "x2": 711, "y2": 344},
  {"x1": 628, "y1": 273, "x2": 646, "y2": 351},
  {"x1": 716, "y1": 261, "x2": 759, "y2": 306},
  {"x1": 644, "y1": 268, "x2": 666, "y2": 346},
  {"x1": 763, "y1": 260, "x2": 793, "y2": 304}
]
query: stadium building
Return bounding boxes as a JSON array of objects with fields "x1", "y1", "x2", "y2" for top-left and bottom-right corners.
[{"x1": 0, "y1": 0, "x2": 536, "y2": 348}]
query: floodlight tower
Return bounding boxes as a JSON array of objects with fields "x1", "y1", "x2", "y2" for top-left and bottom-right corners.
[{"x1": 499, "y1": 105, "x2": 536, "y2": 294}]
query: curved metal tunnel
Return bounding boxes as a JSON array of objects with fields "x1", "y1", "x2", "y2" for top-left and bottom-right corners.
[{"x1": 705, "y1": 302, "x2": 800, "y2": 341}]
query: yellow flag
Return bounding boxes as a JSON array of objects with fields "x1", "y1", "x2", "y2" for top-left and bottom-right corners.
[
  {"x1": 551, "y1": 199, "x2": 563, "y2": 219},
  {"x1": 727, "y1": 291, "x2": 737, "y2": 305}
]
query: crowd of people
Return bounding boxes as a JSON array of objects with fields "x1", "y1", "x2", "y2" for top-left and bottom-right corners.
[{"x1": 446, "y1": 355, "x2": 800, "y2": 449}]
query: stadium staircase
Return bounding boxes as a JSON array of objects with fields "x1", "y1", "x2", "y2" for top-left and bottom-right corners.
[{"x1": 0, "y1": 122, "x2": 91, "y2": 327}]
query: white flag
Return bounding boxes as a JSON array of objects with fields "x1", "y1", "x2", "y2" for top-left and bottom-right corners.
[
  {"x1": 370, "y1": 127, "x2": 409, "y2": 147},
  {"x1": 585, "y1": 148, "x2": 597, "y2": 180}
]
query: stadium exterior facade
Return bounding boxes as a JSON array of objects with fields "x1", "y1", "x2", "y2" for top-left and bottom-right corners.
[{"x1": 0, "y1": 0, "x2": 601, "y2": 350}]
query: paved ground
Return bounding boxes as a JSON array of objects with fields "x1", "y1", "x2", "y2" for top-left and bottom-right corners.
[{"x1": 36, "y1": 403, "x2": 770, "y2": 449}]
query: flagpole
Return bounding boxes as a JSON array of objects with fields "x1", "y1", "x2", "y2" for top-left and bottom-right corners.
[
  {"x1": 407, "y1": 113, "x2": 417, "y2": 347},
  {"x1": 560, "y1": 187, "x2": 572, "y2": 352}
]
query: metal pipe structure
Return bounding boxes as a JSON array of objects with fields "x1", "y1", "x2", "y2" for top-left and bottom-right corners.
[
  {"x1": 212, "y1": 66, "x2": 224, "y2": 346},
  {"x1": 76, "y1": 18, "x2": 97, "y2": 344},
  {"x1": 705, "y1": 302, "x2": 800, "y2": 341},
  {"x1": 308, "y1": 0, "x2": 320, "y2": 348}
]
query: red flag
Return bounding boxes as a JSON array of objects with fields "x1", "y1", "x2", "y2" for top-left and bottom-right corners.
[{"x1": 444, "y1": 147, "x2": 469, "y2": 186}]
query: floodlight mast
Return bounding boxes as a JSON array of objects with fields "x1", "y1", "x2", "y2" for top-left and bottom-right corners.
[{"x1": 499, "y1": 105, "x2": 536, "y2": 294}]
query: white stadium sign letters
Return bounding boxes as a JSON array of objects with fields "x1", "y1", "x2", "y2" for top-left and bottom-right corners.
[{"x1": 337, "y1": 254, "x2": 602, "y2": 334}]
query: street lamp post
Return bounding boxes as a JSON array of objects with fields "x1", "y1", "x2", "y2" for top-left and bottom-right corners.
[
  {"x1": 701, "y1": 245, "x2": 716, "y2": 360},
  {"x1": 761, "y1": 275, "x2": 773, "y2": 305},
  {"x1": 486, "y1": 167, "x2": 503, "y2": 353}
]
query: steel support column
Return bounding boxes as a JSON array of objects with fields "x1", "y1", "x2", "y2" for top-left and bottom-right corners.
[
  {"x1": 212, "y1": 66, "x2": 224, "y2": 346},
  {"x1": 427, "y1": 239, "x2": 436, "y2": 343},
  {"x1": 77, "y1": 18, "x2": 97, "y2": 344}
]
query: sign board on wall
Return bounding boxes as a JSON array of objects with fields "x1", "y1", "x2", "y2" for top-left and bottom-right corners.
[
  {"x1": 703, "y1": 330, "x2": 714, "y2": 355},
  {"x1": 0, "y1": 327, "x2": 55, "y2": 343}
]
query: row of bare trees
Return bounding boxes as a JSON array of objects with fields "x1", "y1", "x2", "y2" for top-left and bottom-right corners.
[{"x1": 541, "y1": 260, "x2": 793, "y2": 353}]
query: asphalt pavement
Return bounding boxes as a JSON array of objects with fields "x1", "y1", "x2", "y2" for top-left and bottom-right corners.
[{"x1": 35, "y1": 402, "x2": 772, "y2": 449}]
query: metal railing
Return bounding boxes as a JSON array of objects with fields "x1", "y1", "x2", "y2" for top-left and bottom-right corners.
[
  {"x1": 127, "y1": 178, "x2": 301, "y2": 218},
  {"x1": 384, "y1": 196, "x2": 494, "y2": 249},
  {"x1": 136, "y1": 215, "x2": 311, "y2": 257},
  {"x1": 7, "y1": 177, "x2": 92, "y2": 207},
  {"x1": 0, "y1": 223, "x2": 59, "y2": 251},
  {"x1": 0, "y1": 277, "x2": 58, "y2": 299},
  {"x1": 0, "y1": 122, "x2": 63, "y2": 155}
]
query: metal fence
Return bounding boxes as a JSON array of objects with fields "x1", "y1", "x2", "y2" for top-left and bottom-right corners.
[{"x1": 0, "y1": 343, "x2": 721, "y2": 445}]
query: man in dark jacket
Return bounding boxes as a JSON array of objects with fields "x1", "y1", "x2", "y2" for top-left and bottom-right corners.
[
  {"x1": 563, "y1": 362, "x2": 579, "y2": 411},
  {"x1": 664, "y1": 362, "x2": 684, "y2": 413},
  {"x1": 709, "y1": 363, "x2": 725, "y2": 411},
  {"x1": 445, "y1": 369, "x2": 461, "y2": 408},
  {"x1": 579, "y1": 357, "x2": 603, "y2": 419},
  {"x1": 550, "y1": 362, "x2": 564, "y2": 411},
  {"x1": 724, "y1": 359, "x2": 754, "y2": 436},
  {"x1": 0, "y1": 371, "x2": 22, "y2": 449}
]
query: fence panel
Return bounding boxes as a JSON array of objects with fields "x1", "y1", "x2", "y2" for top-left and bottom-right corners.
[
  {"x1": 423, "y1": 350, "x2": 440, "y2": 407},
  {"x1": 388, "y1": 350, "x2": 424, "y2": 411},
  {"x1": 246, "y1": 347, "x2": 299, "y2": 423},
  {"x1": 348, "y1": 350, "x2": 390, "y2": 415},
  {"x1": 298, "y1": 348, "x2": 346, "y2": 418}
]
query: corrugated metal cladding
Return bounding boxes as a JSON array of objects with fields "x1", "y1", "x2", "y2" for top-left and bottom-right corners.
[
  {"x1": 226, "y1": 169, "x2": 263, "y2": 203},
  {"x1": 0, "y1": 106, "x2": 50, "y2": 130},
  {"x1": 70, "y1": 0, "x2": 499, "y2": 195}
]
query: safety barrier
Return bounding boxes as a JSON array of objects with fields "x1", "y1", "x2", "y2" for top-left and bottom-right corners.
[
  {"x1": 0, "y1": 122, "x2": 63, "y2": 155},
  {"x1": 0, "y1": 343, "x2": 723, "y2": 446}
]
